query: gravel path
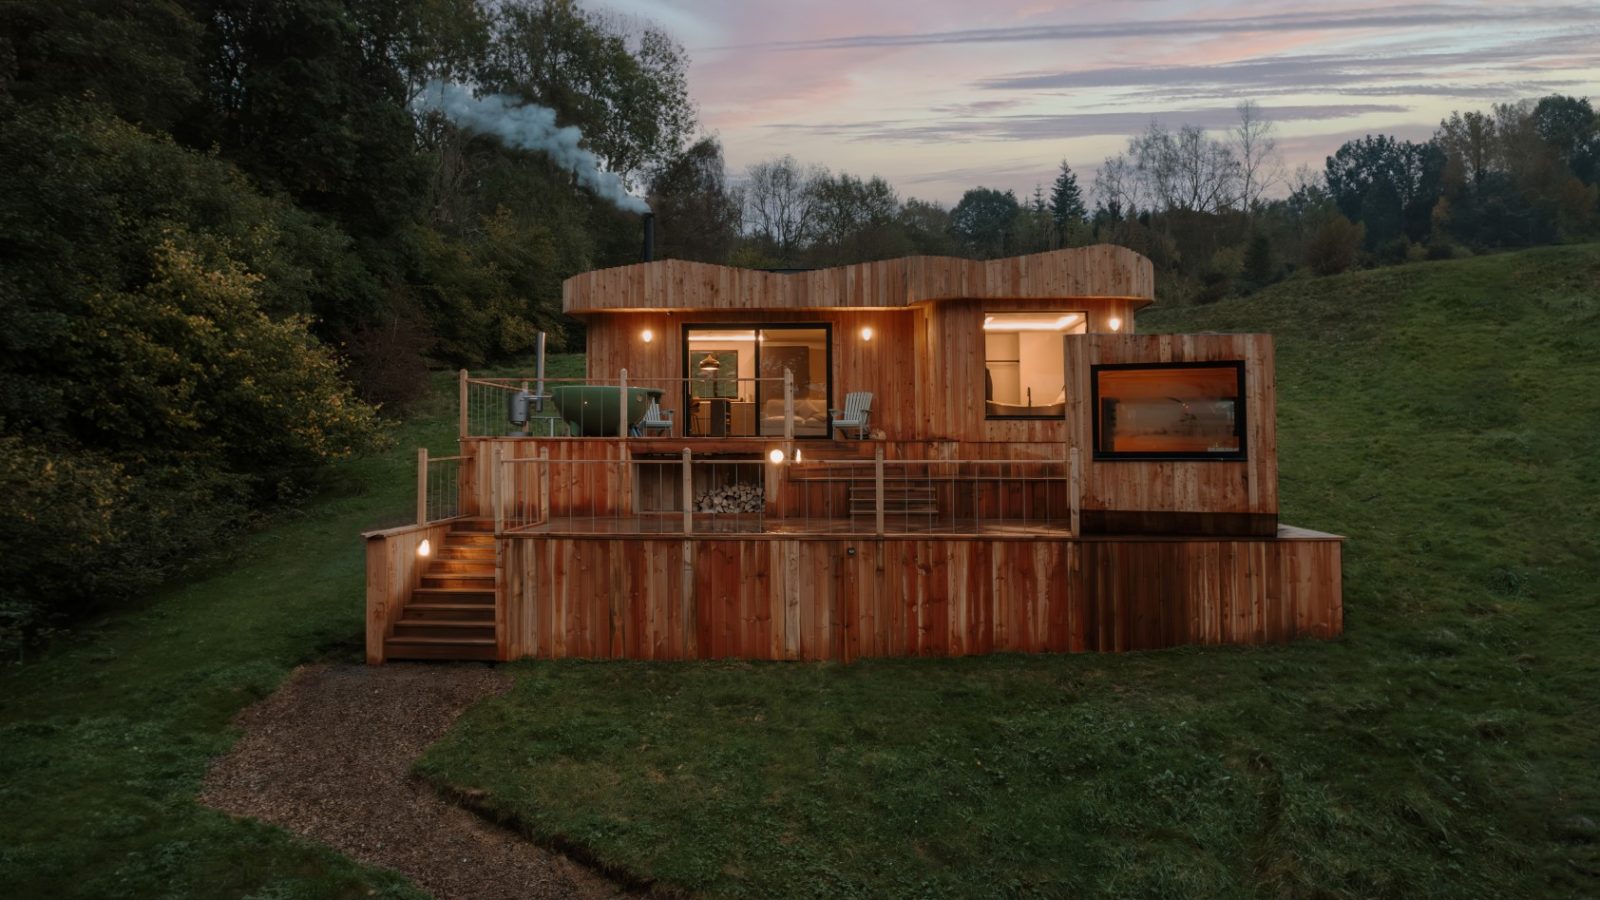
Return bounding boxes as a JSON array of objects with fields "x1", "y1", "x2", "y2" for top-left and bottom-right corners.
[{"x1": 201, "y1": 663, "x2": 628, "y2": 900}]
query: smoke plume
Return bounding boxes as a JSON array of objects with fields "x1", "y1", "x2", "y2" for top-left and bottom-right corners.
[{"x1": 417, "y1": 80, "x2": 648, "y2": 214}]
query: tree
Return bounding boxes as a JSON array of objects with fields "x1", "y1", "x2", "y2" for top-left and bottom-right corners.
[
  {"x1": 1233, "y1": 101, "x2": 1283, "y2": 212},
  {"x1": 1129, "y1": 122, "x2": 1242, "y2": 214},
  {"x1": 896, "y1": 199, "x2": 956, "y2": 256},
  {"x1": 744, "y1": 155, "x2": 823, "y2": 265},
  {"x1": 1324, "y1": 135, "x2": 1445, "y2": 248},
  {"x1": 1304, "y1": 215, "x2": 1364, "y2": 275},
  {"x1": 806, "y1": 172, "x2": 904, "y2": 265},
  {"x1": 648, "y1": 137, "x2": 741, "y2": 264},
  {"x1": 1049, "y1": 160, "x2": 1087, "y2": 242},
  {"x1": 948, "y1": 187, "x2": 1020, "y2": 258}
]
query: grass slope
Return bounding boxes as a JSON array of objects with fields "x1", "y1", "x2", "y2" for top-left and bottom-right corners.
[
  {"x1": 414, "y1": 246, "x2": 1600, "y2": 898},
  {"x1": 0, "y1": 358, "x2": 583, "y2": 899}
]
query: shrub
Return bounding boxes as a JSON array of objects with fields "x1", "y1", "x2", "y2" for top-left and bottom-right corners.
[{"x1": 1304, "y1": 216, "x2": 1365, "y2": 276}]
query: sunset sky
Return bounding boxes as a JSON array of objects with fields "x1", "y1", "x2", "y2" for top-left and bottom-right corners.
[{"x1": 599, "y1": 0, "x2": 1600, "y2": 205}]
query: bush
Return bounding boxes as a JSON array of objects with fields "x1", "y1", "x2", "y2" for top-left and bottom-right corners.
[{"x1": 1304, "y1": 216, "x2": 1365, "y2": 276}]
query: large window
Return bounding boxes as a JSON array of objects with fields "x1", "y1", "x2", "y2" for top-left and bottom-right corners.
[
  {"x1": 1092, "y1": 362, "x2": 1246, "y2": 460},
  {"x1": 683, "y1": 325, "x2": 831, "y2": 437},
  {"x1": 983, "y1": 312, "x2": 1086, "y2": 418}
]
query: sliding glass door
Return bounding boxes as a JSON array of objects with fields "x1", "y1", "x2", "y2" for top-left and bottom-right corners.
[{"x1": 683, "y1": 325, "x2": 831, "y2": 437}]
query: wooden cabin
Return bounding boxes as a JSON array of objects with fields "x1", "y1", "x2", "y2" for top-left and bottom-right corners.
[{"x1": 364, "y1": 246, "x2": 1343, "y2": 663}]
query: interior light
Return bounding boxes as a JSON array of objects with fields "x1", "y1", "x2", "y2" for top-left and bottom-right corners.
[
  {"x1": 982, "y1": 314, "x2": 1080, "y2": 331},
  {"x1": 768, "y1": 448, "x2": 785, "y2": 464},
  {"x1": 641, "y1": 328, "x2": 654, "y2": 343},
  {"x1": 1108, "y1": 316, "x2": 1123, "y2": 332},
  {"x1": 860, "y1": 326, "x2": 874, "y2": 341},
  {"x1": 794, "y1": 449, "x2": 803, "y2": 463},
  {"x1": 698, "y1": 353, "x2": 721, "y2": 373},
  {"x1": 417, "y1": 539, "x2": 431, "y2": 557}
]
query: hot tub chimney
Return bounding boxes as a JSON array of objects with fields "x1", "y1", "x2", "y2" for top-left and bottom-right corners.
[{"x1": 641, "y1": 212, "x2": 655, "y2": 262}]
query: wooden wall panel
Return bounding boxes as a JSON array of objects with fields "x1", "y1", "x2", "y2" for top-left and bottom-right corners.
[
  {"x1": 564, "y1": 245, "x2": 1155, "y2": 313},
  {"x1": 1063, "y1": 334, "x2": 1278, "y2": 527},
  {"x1": 502, "y1": 533, "x2": 1341, "y2": 661}
]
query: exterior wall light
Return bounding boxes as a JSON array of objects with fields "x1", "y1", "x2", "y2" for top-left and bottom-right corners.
[
  {"x1": 1108, "y1": 316, "x2": 1123, "y2": 332},
  {"x1": 641, "y1": 328, "x2": 654, "y2": 343},
  {"x1": 768, "y1": 448, "x2": 786, "y2": 464},
  {"x1": 860, "y1": 326, "x2": 874, "y2": 341},
  {"x1": 418, "y1": 539, "x2": 431, "y2": 557}
]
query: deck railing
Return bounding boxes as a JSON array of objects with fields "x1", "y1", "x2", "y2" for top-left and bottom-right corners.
[
  {"x1": 489, "y1": 446, "x2": 1081, "y2": 537},
  {"x1": 415, "y1": 448, "x2": 465, "y2": 525},
  {"x1": 459, "y1": 369, "x2": 810, "y2": 440}
]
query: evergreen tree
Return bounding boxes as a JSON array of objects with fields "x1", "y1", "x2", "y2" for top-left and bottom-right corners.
[{"x1": 1050, "y1": 160, "x2": 1088, "y2": 235}]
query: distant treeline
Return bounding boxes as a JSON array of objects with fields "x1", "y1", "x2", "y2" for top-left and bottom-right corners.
[{"x1": 668, "y1": 99, "x2": 1599, "y2": 304}]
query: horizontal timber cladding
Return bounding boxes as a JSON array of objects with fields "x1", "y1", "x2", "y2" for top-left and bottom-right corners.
[
  {"x1": 1064, "y1": 333, "x2": 1279, "y2": 529},
  {"x1": 500, "y1": 533, "x2": 1342, "y2": 661},
  {"x1": 562, "y1": 245, "x2": 1156, "y2": 313}
]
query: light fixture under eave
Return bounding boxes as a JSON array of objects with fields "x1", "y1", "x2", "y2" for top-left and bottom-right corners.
[
  {"x1": 697, "y1": 353, "x2": 721, "y2": 373},
  {"x1": 1108, "y1": 316, "x2": 1123, "y2": 332},
  {"x1": 641, "y1": 328, "x2": 654, "y2": 343},
  {"x1": 768, "y1": 448, "x2": 786, "y2": 464},
  {"x1": 860, "y1": 326, "x2": 874, "y2": 341},
  {"x1": 417, "y1": 539, "x2": 431, "y2": 557}
]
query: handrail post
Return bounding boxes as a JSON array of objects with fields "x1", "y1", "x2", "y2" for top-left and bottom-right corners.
[
  {"x1": 539, "y1": 447, "x2": 550, "y2": 525},
  {"x1": 492, "y1": 445, "x2": 505, "y2": 535},
  {"x1": 619, "y1": 368, "x2": 629, "y2": 438},
  {"x1": 681, "y1": 448, "x2": 693, "y2": 534},
  {"x1": 416, "y1": 447, "x2": 429, "y2": 525},
  {"x1": 1069, "y1": 447, "x2": 1082, "y2": 536},
  {"x1": 458, "y1": 369, "x2": 469, "y2": 440},
  {"x1": 783, "y1": 368, "x2": 795, "y2": 441},
  {"x1": 874, "y1": 445, "x2": 885, "y2": 536}
]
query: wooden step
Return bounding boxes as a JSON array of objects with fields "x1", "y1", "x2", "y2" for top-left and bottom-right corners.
[
  {"x1": 421, "y1": 573, "x2": 495, "y2": 590},
  {"x1": 436, "y1": 545, "x2": 495, "y2": 560},
  {"x1": 405, "y1": 603, "x2": 495, "y2": 621},
  {"x1": 443, "y1": 533, "x2": 495, "y2": 547},
  {"x1": 393, "y1": 619, "x2": 496, "y2": 639},
  {"x1": 425, "y1": 558, "x2": 495, "y2": 574},
  {"x1": 412, "y1": 586, "x2": 494, "y2": 604},
  {"x1": 384, "y1": 635, "x2": 497, "y2": 661}
]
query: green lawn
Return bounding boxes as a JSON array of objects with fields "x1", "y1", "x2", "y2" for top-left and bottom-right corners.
[
  {"x1": 414, "y1": 246, "x2": 1600, "y2": 898},
  {"x1": 0, "y1": 358, "x2": 581, "y2": 899}
]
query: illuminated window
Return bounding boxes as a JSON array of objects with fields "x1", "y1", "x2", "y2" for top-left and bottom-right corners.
[
  {"x1": 982, "y1": 312, "x2": 1086, "y2": 418},
  {"x1": 1092, "y1": 362, "x2": 1246, "y2": 460}
]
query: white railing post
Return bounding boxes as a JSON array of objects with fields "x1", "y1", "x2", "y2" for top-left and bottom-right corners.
[
  {"x1": 783, "y1": 368, "x2": 795, "y2": 441},
  {"x1": 874, "y1": 445, "x2": 885, "y2": 536},
  {"x1": 416, "y1": 447, "x2": 429, "y2": 525},
  {"x1": 619, "y1": 368, "x2": 629, "y2": 438},
  {"x1": 458, "y1": 369, "x2": 469, "y2": 440},
  {"x1": 492, "y1": 445, "x2": 505, "y2": 535},
  {"x1": 681, "y1": 447, "x2": 693, "y2": 534}
]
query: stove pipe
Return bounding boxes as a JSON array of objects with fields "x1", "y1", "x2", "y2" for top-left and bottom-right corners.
[{"x1": 641, "y1": 212, "x2": 655, "y2": 262}]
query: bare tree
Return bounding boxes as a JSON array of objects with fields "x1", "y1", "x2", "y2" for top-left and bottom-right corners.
[
  {"x1": 1093, "y1": 153, "x2": 1145, "y2": 217},
  {"x1": 743, "y1": 155, "x2": 824, "y2": 264},
  {"x1": 1128, "y1": 122, "x2": 1242, "y2": 214},
  {"x1": 1233, "y1": 100, "x2": 1284, "y2": 211}
]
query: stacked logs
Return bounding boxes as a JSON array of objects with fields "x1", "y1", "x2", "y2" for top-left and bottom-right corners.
[{"x1": 695, "y1": 482, "x2": 764, "y2": 513}]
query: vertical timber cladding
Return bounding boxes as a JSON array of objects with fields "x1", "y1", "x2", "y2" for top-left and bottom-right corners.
[
  {"x1": 1064, "y1": 333, "x2": 1280, "y2": 534},
  {"x1": 500, "y1": 534, "x2": 1342, "y2": 661}
]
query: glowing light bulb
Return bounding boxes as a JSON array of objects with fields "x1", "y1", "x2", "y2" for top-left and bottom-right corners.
[
  {"x1": 417, "y1": 539, "x2": 431, "y2": 557},
  {"x1": 1108, "y1": 316, "x2": 1123, "y2": 332},
  {"x1": 641, "y1": 328, "x2": 654, "y2": 343},
  {"x1": 768, "y1": 448, "x2": 785, "y2": 464},
  {"x1": 860, "y1": 326, "x2": 874, "y2": 341}
]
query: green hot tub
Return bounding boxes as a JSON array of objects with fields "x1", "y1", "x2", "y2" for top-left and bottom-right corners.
[{"x1": 549, "y1": 385, "x2": 664, "y2": 436}]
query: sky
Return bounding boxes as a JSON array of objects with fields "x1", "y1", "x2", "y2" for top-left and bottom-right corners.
[{"x1": 596, "y1": 0, "x2": 1600, "y2": 206}]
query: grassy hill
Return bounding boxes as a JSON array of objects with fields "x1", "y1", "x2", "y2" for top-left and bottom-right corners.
[{"x1": 3, "y1": 246, "x2": 1598, "y2": 898}]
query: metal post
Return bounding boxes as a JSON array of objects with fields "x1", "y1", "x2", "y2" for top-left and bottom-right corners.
[
  {"x1": 681, "y1": 448, "x2": 693, "y2": 534},
  {"x1": 783, "y1": 368, "x2": 795, "y2": 441},
  {"x1": 416, "y1": 447, "x2": 429, "y2": 525},
  {"x1": 458, "y1": 369, "x2": 469, "y2": 440},
  {"x1": 874, "y1": 445, "x2": 885, "y2": 536},
  {"x1": 619, "y1": 368, "x2": 629, "y2": 438}
]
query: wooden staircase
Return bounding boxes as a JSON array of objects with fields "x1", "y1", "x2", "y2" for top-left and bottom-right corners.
[
  {"x1": 848, "y1": 481, "x2": 939, "y2": 517},
  {"x1": 385, "y1": 520, "x2": 498, "y2": 661}
]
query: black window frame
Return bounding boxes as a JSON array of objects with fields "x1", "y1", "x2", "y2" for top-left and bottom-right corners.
[
  {"x1": 680, "y1": 323, "x2": 834, "y2": 439},
  {"x1": 1090, "y1": 360, "x2": 1248, "y2": 461}
]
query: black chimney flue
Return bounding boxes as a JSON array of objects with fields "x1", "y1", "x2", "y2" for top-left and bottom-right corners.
[{"x1": 641, "y1": 212, "x2": 655, "y2": 262}]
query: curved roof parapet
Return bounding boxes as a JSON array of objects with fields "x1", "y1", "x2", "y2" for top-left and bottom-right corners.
[{"x1": 562, "y1": 245, "x2": 1155, "y2": 314}]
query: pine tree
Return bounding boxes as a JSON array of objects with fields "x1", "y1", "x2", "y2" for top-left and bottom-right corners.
[{"x1": 1049, "y1": 160, "x2": 1087, "y2": 243}]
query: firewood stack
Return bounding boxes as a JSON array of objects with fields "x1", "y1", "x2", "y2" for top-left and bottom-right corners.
[{"x1": 695, "y1": 482, "x2": 764, "y2": 513}]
